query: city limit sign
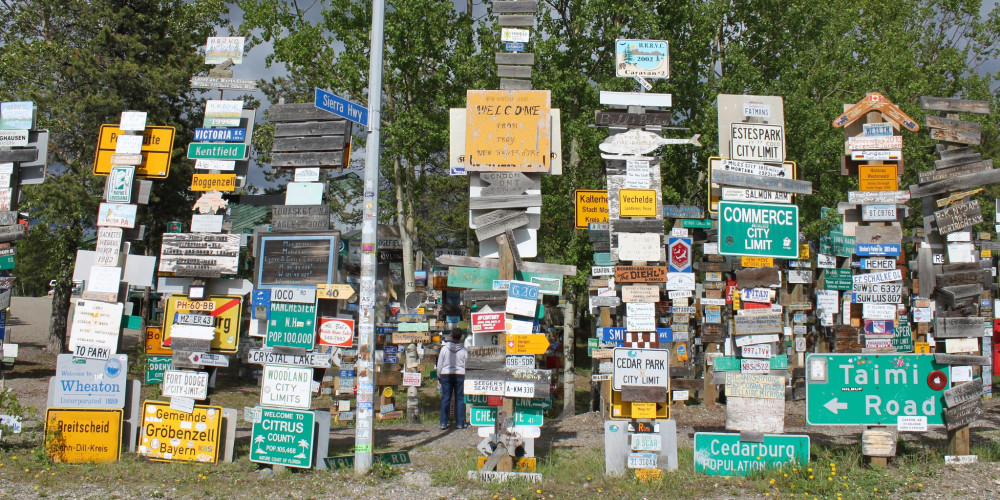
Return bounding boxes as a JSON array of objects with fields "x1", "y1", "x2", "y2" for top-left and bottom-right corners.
[
  {"x1": 805, "y1": 353, "x2": 947, "y2": 426},
  {"x1": 718, "y1": 200, "x2": 798, "y2": 259}
]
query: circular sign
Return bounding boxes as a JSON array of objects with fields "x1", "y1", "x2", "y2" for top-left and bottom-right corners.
[
  {"x1": 318, "y1": 318, "x2": 354, "y2": 346},
  {"x1": 383, "y1": 387, "x2": 394, "y2": 398},
  {"x1": 927, "y1": 370, "x2": 948, "y2": 391}
]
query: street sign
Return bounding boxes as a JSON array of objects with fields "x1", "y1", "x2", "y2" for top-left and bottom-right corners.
[
  {"x1": 574, "y1": 190, "x2": 609, "y2": 228},
  {"x1": 44, "y1": 408, "x2": 122, "y2": 463},
  {"x1": 193, "y1": 127, "x2": 246, "y2": 142},
  {"x1": 162, "y1": 370, "x2": 209, "y2": 400},
  {"x1": 266, "y1": 299, "x2": 317, "y2": 350},
  {"x1": 93, "y1": 125, "x2": 174, "y2": 178},
  {"x1": 612, "y1": 348, "x2": 670, "y2": 390},
  {"x1": 49, "y1": 354, "x2": 128, "y2": 408},
  {"x1": 858, "y1": 164, "x2": 898, "y2": 192},
  {"x1": 730, "y1": 123, "x2": 784, "y2": 163},
  {"x1": 250, "y1": 408, "x2": 315, "y2": 468},
  {"x1": 718, "y1": 200, "x2": 798, "y2": 259},
  {"x1": 668, "y1": 237, "x2": 692, "y2": 272},
  {"x1": 187, "y1": 143, "x2": 246, "y2": 160},
  {"x1": 325, "y1": 451, "x2": 410, "y2": 470},
  {"x1": 162, "y1": 295, "x2": 241, "y2": 353},
  {"x1": 190, "y1": 173, "x2": 237, "y2": 191},
  {"x1": 246, "y1": 349, "x2": 332, "y2": 368},
  {"x1": 145, "y1": 355, "x2": 172, "y2": 384},
  {"x1": 106, "y1": 164, "x2": 134, "y2": 203},
  {"x1": 261, "y1": 365, "x2": 312, "y2": 409},
  {"x1": 693, "y1": 433, "x2": 809, "y2": 476},
  {"x1": 138, "y1": 401, "x2": 222, "y2": 463},
  {"x1": 506, "y1": 334, "x2": 548, "y2": 355},
  {"x1": 806, "y1": 353, "x2": 947, "y2": 425},
  {"x1": 314, "y1": 87, "x2": 368, "y2": 127},
  {"x1": 317, "y1": 283, "x2": 354, "y2": 300},
  {"x1": 614, "y1": 39, "x2": 669, "y2": 79}
]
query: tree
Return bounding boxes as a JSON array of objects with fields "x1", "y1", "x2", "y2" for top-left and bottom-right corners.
[{"x1": 0, "y1": 0, "x2": 228, "y2": 351}]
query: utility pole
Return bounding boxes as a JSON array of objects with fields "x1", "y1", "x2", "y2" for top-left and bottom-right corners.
[{"x1": 355, "y1": 0, "x2": 385, "y2": 475}]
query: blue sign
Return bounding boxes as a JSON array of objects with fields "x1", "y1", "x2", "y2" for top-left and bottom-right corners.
[
  {"x1": 376, "y1": 326, "x2": 396, "y2": 335},
  {"x1": 193, "y1": 127, "x2": 246, "y2": 142},
  {"x1": 863, "y1": 320, "x2": 895, "y2": 336},
  {"x1": 251, "y1": 289, "x2": 271, "y2": 319},
  {"x1": 656, "y1": 328, "x2": 673, "y2": 343},
  {"x1": 505, "y1": 42, "x2": 525, "y2": 52},
  {"x1": 0, "y1": 310, "x2": 5, "y2": 341},
  {"x1": 601, "y1": 327, "x2": 626, "y2": 344},
  {"x1": 339, "y1": 370, "x2": 355, "y2": 378},
  {"x1": 384, "y1": 355, "x2": 398, "y2": 364},
  {"x1": 384, "y1": 346, "x2": 398, "y2": 354},
  {"x1": 314, "y1": 88, "x2": 368, "y2": 127},
  {"x1": 855, "y1": 244, "x2": 901, "y2": 257},
  {"x1": 508, "y1": 281, "x2": 540, "y2": 301}
]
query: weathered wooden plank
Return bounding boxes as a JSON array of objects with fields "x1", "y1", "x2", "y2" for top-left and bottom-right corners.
[
  {"x1": 670, "y1": 366, "x2": 695, "y2": 378},
  {"x1": 621, "y1": 385, "x2": 668, "y2": 403},
  {"x1": 669, "y1": 379, "x2": 704, "y2": 391},
  {"x1": 711, "y1": 169, "x2": 812, "y2": 195},
  {"x1": 609, "y1": 219, "x2": 665, "y2": 234},
  {"x1": 936, "y1": 268, "x2": 991, "y2": 287},
  {"x1": 497, "y1": 65, "x2": 532, "y2": 79},
  {"x1": 920, "y1": 159, "x2": 991, "y2": 183},
  {"x1": 934, "y1": 354, "x2": 990, "y2": 366},
  {"x1": 943, "y1": 398, "x2": 984, "y2": 431},
  {"x1": 463, "y1": 290, "x2": 507, "y2": 302},
  {"x1": 495, "y1": 53, "x2": 535, "y2": 65},
  {"x1": 497, "y1": 14, "x2": 534, "y2": 27},
  {"x1": 492, "y1": 0, "x2": 537, "y2": 13},
  {"x1": 274, "y1": 120, "x2": 347, "y2": 138},
  {"x1": 934, "y1": 153, "x2": 982, "y2": 169},
  {"x1": 935, "y1": 316, "x2": 986, "y2": 338},
  {"x1": 469, "y1": 194, "x2": 542, "y2": 210},
  {"x1": 595, "y1": 111, "x2": 672, "y2": 128},
  {"x1": 269, "y1": 102, "x2": 338, "y2": 123},
  {"x1": 938, "y1": 146, "x2": 975, "y2": 158},
  {"x1": 930, "y1": 128, "x2": 981, "y2": 146},
  {"x1": 475, "y1": 212, "x2": 529, "y2": 241},
  {"x1": 909, "y1": 168, "x2": 1000, "y2": 198},
  {"x1": 925, "y1": 115, "x2": 982, "y2": 134},
  {"x1": 271, "y1": 151, "x2": 344, "y2": 168},
  {"x1": 0, "y1": 148, "x2": 37, "y2": 163},
  {"x1": 735, "y1": 267, "x2": 780, "y2": 288},
  {"x1": 499, "y1": 78, "x2": 532, "y2": 90},
  {"x1": 272, "y1": 135, "x2": 346, "y2": 153},
  {"x1": 920, "y1": 96, "x2": 990, "y2": 114},
  {"x1": 435, "y1": 253, "x2": 576, "y2": 276},
  {"x1": 934, "y1": 200, "x2": 983, "y2": 235}
]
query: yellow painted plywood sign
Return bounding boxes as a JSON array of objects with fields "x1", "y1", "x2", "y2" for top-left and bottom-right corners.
[
  {"x1": 162, "y1": 295, "x2": 242, "y2": 353},
  {"x1": 618, "y1": 189, "x2": 657, "y2": 217},
  {"x1": 44, "y1": 408, "x2": 122, "y2": 463},
  {"x1": 138, "y1": 401, "x2": 223, "y2": 463},
  {"x1": 574, "y1": 189, "x2": 609, "y2": 228},
  {"x1": 145, "y1": 326, "x2": 172, "y2": 356},
  {"x1": 741, "y1": 256, "x2": 774, "y2": 268},
  {"x1": 191, "y1": 173, "x2": 237, "y2": 192},
  {"x1": 465, "y1": 90, "x2": 551, "y2": 172},
  {"x1": 93, "y1": 124, "x2": 175, "y2": 178},
  {"x1": 858, "y1": 164, "x2": 898, "y2": 191}
]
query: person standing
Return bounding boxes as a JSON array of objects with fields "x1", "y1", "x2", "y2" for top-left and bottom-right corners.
[{"x1": 437, "y1": 327, "x2": 469, "y2": 430}]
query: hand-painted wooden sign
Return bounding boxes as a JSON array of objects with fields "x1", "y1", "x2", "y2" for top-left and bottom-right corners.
[
  {"x1": 466, "y1": 90, "x2": 551, "y2": 172},
  {"x1": 934, "y1": 200, "x2": 982, "y2": 235}
]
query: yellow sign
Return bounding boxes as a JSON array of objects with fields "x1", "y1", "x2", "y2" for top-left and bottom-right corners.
[
  {"x1": 574, "y1": 189, "x2": 609, "y2": 228},
  {"x1": 799, "y1": 243, "x2": 810, "y2": 260},
  {"x1": 631, "y1": 402, "x2": 657, "y2": 418},
  {"x1": 145, "y1": 326, "x2": 172, "y2": 355},
  {"x1": 93, "y1": 124, "x2": 175, "y2": 178},
  {"x1": 858, "y1": 164, "x2": 898, "y2": 191},
  {"x1": 610, "y1": 390, "x2": 669, "y2": 420},
  {"x1": 162, "y1": 295, "x2": 242, "y2": 353},
  {"x1": 982, "y1": 250, "x2": 993, "y2": 258},
  {"x1": 191, "y1": 174, "x2": 237, "y2": 192},
  {"x1": 478, "y1": 457, "x2": 537, "y2": 472},
  {"x1": 635, "y1": 468, "x2": 664, "y2": 481},
  {"x1": 317, "y1": 283, "x2": 355, "y2": 300},
  {"x1": 505, "y1": 333, "x2": 549, "y2": 355},
  {"x1": 915, "y1": 342, "x2": 931, "y2": 353},
  {"x1": 138, "y1": 401, "x2": 222, "y2": 463},
  {"x1": 465, "y1": 90, "x2": 551, "y2": 172},
  {"x1": 741, "y1": 256, "x2": 774, "y2": 268},
  {"x1": 619, "y1": 189, "x2": 657, "y2": 217},
  {"x1": 45, "y1": 408, "x2": 122, "y2": 463}
]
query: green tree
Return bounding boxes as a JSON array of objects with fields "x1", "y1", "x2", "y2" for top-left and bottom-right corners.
[{"x1": 0, "y1": 0, "x2": 228, "y2": 351}]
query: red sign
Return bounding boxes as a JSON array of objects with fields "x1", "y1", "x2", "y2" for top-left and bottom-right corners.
[
  {"x1": 316, "y1": 317, "x2": 354, "y2": 347},
  {"x1": 471, "y1": 312, "x2": 506, "y2": 333},
  {"x1": 725, "y1": 279, "x2": 738, "y2": 305},
  {"x1": 668, "y1": 237, "x2": 691, "y2": 272}
]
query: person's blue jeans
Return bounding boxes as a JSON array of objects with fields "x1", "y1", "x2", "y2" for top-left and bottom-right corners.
[{"x1": 439, "y1": 373, "x2": 465, "y2": 427}]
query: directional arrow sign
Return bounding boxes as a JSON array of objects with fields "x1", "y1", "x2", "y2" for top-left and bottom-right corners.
[
  {"x1": 317, "y1": 283, "x2": 355, "y2": 300},
  {"x1": 805, "y1": 353, "x2": 947, "y2": 425},
  {"x1": 506, "y1": 334, "x2": 549, "y2": 355}
]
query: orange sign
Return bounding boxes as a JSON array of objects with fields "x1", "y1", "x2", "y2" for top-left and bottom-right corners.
[
  {"x1": 191, "y1": 173, "x2": 237, "y2": 192},
  {"x1": 859, "y1": 164, "x2": 898, "y2": 191},
  {"x1": 741, "y1": 257, "x2": 774, "y2": 268},
  {"x1": 93, "y1": 125, "x2": 175, "y2": 178},
  {"x1": 505, "y1": 334, "x2": 549, "y2": 355},
  {"x1": 574, "y1": 189, "x2": 609, "y2": 228},
  {"x1": 145, "y1": 326, "x2": 171, "y2": 355},
  {"x1": 45, "y1": 408, "x2": 122, "y2": 463},
  {"x1": 465, "y1": 90, "x2": 551, "y2": 172}
]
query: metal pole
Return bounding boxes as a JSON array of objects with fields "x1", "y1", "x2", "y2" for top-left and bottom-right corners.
[{"x1": 354, "y1": 0, "x2": 385, "y2": 475}]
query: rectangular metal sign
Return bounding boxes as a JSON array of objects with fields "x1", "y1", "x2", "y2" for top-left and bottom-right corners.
[
  {"x1": 718, "y1": 200, "x2": 798, "y2": 259},
  {"x1": 693, "y1": 433, "x2": 809, "y2": 476},
  {"x1": 138, "y1": 401, "x2": 222, "y2": 463}
]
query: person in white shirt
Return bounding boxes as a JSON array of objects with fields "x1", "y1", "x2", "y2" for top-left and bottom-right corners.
[{"x1": 436, "y1": 328, "x2": 468, "y2": 430}]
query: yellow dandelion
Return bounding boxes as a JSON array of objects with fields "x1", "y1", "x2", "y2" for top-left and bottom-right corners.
[
  {"x1": 536, "y1": 490, "x2": 542, "y2": 494},
  {"x1": 784, "y1": 473, "x2": 788, "y2": 477},
  {"x1": 828, "y1": 477, "x2": 833, "y2": 481},
  {"x1": 793, "y1": 468, "x2": 798, "y2": 472},
  {"x1": 809, "y1": 475, "x2": 814, "y2": 479},
  {"x1": 770, "y1": 479, "x2": 776, "y2": 485},
  {"x1": 918, "y1": 484, "x2": 923, "y2": 488},
  {"x1": 807, "y1": 468, "x2": 813, "y2": 472},
  {"x1": 874, "y1": 488, "x2": 878, "y2": 492}
]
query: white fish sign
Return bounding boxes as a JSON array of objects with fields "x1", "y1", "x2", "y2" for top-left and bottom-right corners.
[{"x1": 599, "y1": 129, "x2": 701, "y2": 155}]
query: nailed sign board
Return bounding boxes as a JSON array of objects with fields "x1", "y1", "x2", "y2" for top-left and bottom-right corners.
[
  {"x1": 45, "y1": 408, "x2": 122, "y2": 463},
  {"x1": 730, "y1": 123, "x2": 785, "y2": 163},
  {"x1": 612, "y1": 348, "x2": 670, "y2": 390},
  {"x1": 614, "y1": 266, "x2": 667, "y2": 283},
  {"x1": 246, "y1": 349, "x2": 332, "y2": 368},
  {"x1": 250, "y1": 408, "x2": 315, "y2": 468},
  {"x1": 858, "y1": 164, "x2": 898, "y2": 192},
  {"x1": 256, "y1": 233, "x2": 339, "y2": 288},
  {"x1": 847, "y1": 135, "x2": 902, "y2": 151},
  {"x1": 94, "y1": 227, "x2": 123, "y2": 267},
  {"x1": 718, "y1": 201, "x2": 798, "y2": 259},
  {"x1": 693, "y1": 433, "x2": 809, "y2": 476},
  {"x1": 49, "y1": 354, "x2": 128, "y2": 408},
  {"x1": 93, "y1": 125, "x2": 175, "y2": 178},
  {"x1": 260, "y1": 365, "x2": 313, "y2": 410},
  {"x1": 862, "y1": 205, "x2": 897, "y2": 222},
  {"x1": 96, "y1": 203, "x2": 137, "y2": 228},
  {"x1": 159, "y1": 233, "x2": 240, "y2": 277},
  {"x1": 734, "y1": 313, "x2": 783, "y2": 335},
  {"x1": 574, "y1": 190, "x2": 609, "y2": 228},
  {"x1": 466, "y1": 90, "x2": 551, "y2": 172},
  {"x1": 935, "y1": 200, "x2": 982, "y2": 235},
  {"x1": 69, "y1": 300, "x2": 123, "y2": 360},
  {"x1": 138, "y1": 401, "x2": 222, "y2": 463},
  {"x1": 725, "y1": 373, "x2": 785, "y2": 399},
  {"x1": 162, "y1": 295, "x2": 241, "y2": 353},
  {"x1": 615, "y1": 39, "x2": 669, "y2": 78},
  {"x1": 162, "y1": 370, "x2": 209, "y2": 400},
  {"x1": 271, "y1": 205, "x2": 331, "y2": 232},
  {"x1": 267, "y1": 301, "x2": 318, "y2": 350}
]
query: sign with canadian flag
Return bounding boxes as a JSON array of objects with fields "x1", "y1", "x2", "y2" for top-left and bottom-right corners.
[
  {"x1": 471, "y1": 311, "x2": 506, "y2": 333},
  {"x1": 668, "y1": 237, "x2": 692, "y2": 273}
]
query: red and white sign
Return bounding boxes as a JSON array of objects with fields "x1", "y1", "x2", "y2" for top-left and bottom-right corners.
[
  {"x1": 668, "y1": 237, "x2": 691, "y2": 272},
  {"x1": 316, "y1": 317, "x2": 354, "y2": 347},
  {"x1": 471, "y1": 312, "x2": 506, "y2": 333}
]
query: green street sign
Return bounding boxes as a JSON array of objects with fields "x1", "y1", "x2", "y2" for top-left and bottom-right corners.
[
  {"x1": 266, "y1": 302, "x2": 317, "y2": 350},
  {"x1": 144, "y1": 355, "x2": 172, "y2": 384},
  {"x1": 0, "y1": 255, "x2": 14, "y2": 270},
  {"x1": 187, "y1": 142, "x2": 246, "y2": 160},
  {"x1": 718, "y1": 201, "x2": 798, "y2": 259},
  {"x1": 250, "y1": 408, "x2": 315, "y2": 468},
  {"x1": 806, "y1": 353, "x2": 947, "y2": 426},
  {"x1": 447, "y1": 266, "x2": 563, "y2": 291},
  {"x1": 514, "y1": 407, "x2": 544, "y2": 426},
  {"x1": 465, "y1": 395, "x2": 551, "y2": 409},
  {"x1": 819, "y1": 228, "x2": 855, "y2": 258},
  {"x1": 893, "y1": 319, "x2": 914, "y2": 353},
  {"x1": 470, "y1": 406, "x2": 497, "y2": 426},
  {"x1": 324, "y1": 451, "x2": 411, "y2": 470},
  {"x1": 823, "y1": 269, "x2": 853, "y2": 290},
  {"x1": 594, "y1": 252, "x2": 613, "y2": 266},
  {"x1": 713, "y1": 355, "x2": 787, "y2": 372},
  {"x1": 694, "y1": 432, "x2": 810, "y2": 476},
  {"x1": 469, "y1": 406, "x2": 545, "y2": 426},
  {"x1": 682, "y1": 218, "x2": 714, "y2": 229}
]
